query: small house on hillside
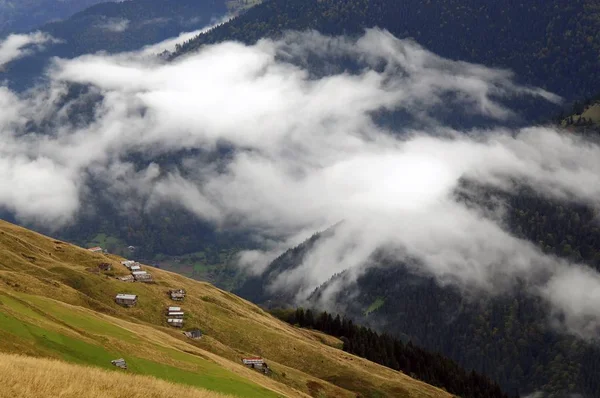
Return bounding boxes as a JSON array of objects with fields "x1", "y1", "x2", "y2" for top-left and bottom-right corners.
[
  {"x1": 98, "y1": 263, "x2": 112, "y2": 271},
  {"x1": 117, "y1": 275, "x2": 135, "y2": 283},
  {"x1": 167, "y1": 311, "x2": 184, "y2": 319},
  {"x1": 130, "y1": 264, "x2": 141, "y2": 272},
  {"x1": 111, "y1": 358, "x2": 127, "y2": 369},
  {"x1": 115, "y1": 293, "x2": 137, "y2": 307},
  {"x1": 184, "y1": 329, "x2": 202, "y2": 339},
  {"x1": 121, "y1": 260, "x2": 135, "y2": 268},
  {"x1": 88, "y1": 247, "x2": 103, "y2": 253},
  {"x1": 169, "y1": 289, "x2": 186, "y2": 301},
  {"x1": 242, "y1": 357, "x2": 269, "y2": 374},
  {"x1": 167, "y1": 318, "x2": 184, "y2": 328},
  {"x1": 242, "y1": 357, "x2": 265, "y2": 367},
  {"x1": 132, "y1": 271, "x2": 153, "y2": 282},
  {"x1": 167, "y1": 306, "x2": 181, "y2": 312}
]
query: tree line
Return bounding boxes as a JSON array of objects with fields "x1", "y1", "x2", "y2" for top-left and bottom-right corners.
[{"x1": 271, "y1": 307, "x2": 517, "y2": 398}]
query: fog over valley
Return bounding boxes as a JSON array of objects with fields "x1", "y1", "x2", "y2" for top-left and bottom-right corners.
[{"x1": 1, "y1": 26, "x2": 600, "y2": 346}]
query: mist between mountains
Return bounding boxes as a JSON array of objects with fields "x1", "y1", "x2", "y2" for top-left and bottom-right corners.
[{"x1": 1, "y1": 28, "x2": 600, "y2": 341}]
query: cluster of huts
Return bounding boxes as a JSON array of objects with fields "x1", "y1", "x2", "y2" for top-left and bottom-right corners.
[
  {"x1": 120, "y1": 260, "x2": 154, "y2": 282},
  {"x1": 113, "y1": 284, "x2": 201, "y2": 335},
  {"x1": 165, "y1": 290, "x2": 191, "y2": 328},
  {"x1": 107, "y1": 255, "x2": 268, "y2": 375},
  {"x1": 166, "y1": 305, "x2": 185, "y2": 328},
  {"x1": 85, "y1": 249, "x2": 217, "y2": 371}
]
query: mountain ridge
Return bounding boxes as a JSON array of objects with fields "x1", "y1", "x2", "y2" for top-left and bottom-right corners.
[{"x1": 172, "y1": 0, "x2": 600, "y2": 111}]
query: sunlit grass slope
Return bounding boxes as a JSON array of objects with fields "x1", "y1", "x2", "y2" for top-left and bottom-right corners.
[
  {"x1": 0, "y1": 219, "x2": 451, "y2": 398},
  {"x1": 0, "y1": 352, "x2": 232, "y2": 398}
]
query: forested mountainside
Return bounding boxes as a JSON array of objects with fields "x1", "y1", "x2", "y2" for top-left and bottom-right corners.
[
  {"x1": 2, "y1": 0, "x2": 235, "y2": 91},
  {"x1": 0, "y1": 0, "x2": 105, "y2": 36},
  {"x1": 172, "y1": 0, "x2": 600, "y2": 107},
  {"x1": 271, "y1": 308, "x2": 513, "y2": 398},
  {"x1": 234, "y1": 185, "x2": 600, "y2": 397}
]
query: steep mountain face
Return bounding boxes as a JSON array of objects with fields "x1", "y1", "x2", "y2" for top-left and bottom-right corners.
[
  {"x1": 0, "y1": 219, "x2": 455, "y2": 398},
  {"x1": 0, "y1": 0, "x2": 105, "y2": 36},
  {"x1": 172, "y1": 0, "x2": 600, "y2": 117},
  {"x1": 235, "y1": 187, "x2": 600, "y2": 397}
]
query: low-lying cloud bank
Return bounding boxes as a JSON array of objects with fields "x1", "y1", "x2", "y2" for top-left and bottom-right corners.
[{"x1": 1, "y1": 28, "x2": 600, "y2": 339}]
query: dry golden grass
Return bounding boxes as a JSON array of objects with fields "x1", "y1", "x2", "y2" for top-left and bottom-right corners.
[
  {"x1": 562, "y1": 102, "x2": 600, "y2": 127},
  {"x1": 0, "y1": 353, "x2": 232, "y2": 398},
  {"x1": 0, "y1": 220, "x2": 453, "y2": 398},
  {"x1": 582, "y1": 103, "x2": 600, "y2": 123}
]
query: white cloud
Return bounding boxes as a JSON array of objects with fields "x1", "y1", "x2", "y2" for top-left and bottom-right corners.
[
  {"x1": 2, "y1": 28, "x2": 600, "y2": 339},
  {"x1": 0, "y1": 32, "x2": 56, "y2": 67},
  {"x1": 95, "y1": 18, "x2": 130, "y2": 33}
]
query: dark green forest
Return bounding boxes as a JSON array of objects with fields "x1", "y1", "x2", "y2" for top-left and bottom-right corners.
[
  {"x1": 271, "y1": 307, "x2": 515, "y2": 398},
  {"x1": 172, "y1": 0, "x2": 600, "y2": 106}
]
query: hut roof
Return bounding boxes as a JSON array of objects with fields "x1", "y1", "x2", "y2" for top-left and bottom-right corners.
[{"x1": 115, "y1": 294, "x2": 137, "y2": 300}]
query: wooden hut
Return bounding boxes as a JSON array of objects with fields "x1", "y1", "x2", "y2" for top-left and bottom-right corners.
[
  {"x1": 242, "y1": 357, "x2": 269, "y2": 374},
  {"x1": 169, "y1": 289, "x2": 186, "y2": 301},
  {"x1": 242, "y1": 357, "x2": 265, "y2": 367},
  {"x1": 167, "y1": 318, "x2": 184, "y2": 328},
  {"x1": 167, "y1": 311, "x2": 184, "y2": 319},
  {"x1": 111, "y1": 358, "x2": 127, "y2": 369},
  {"x1": 117, "y1": 275, "x2": 135, "y2": 283},
  {"x1": 132, "y1": 271, "x2": 153, "y2": 282},
  {"x1": 115, "y1": 293, "x2": 137, "y2": 307},
  {"x1": 184, "y1": 329, "x2": 203, "y2": 339}
]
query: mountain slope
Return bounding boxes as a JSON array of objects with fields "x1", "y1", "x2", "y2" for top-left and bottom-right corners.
[
  {"x1": 237, "y1": 188, "x2": 600, "y2": 397},
  {"x1": 172, "y1": 0, "x2": 600, "y2": 110},
  {"x1": 0, "y1": 219, "x2": 451, "y2": 398},
  {"x1": 0, "y1": 0, "x2": 105, "y2": 36}
]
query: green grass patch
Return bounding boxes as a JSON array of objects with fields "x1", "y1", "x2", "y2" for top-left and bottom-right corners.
[
  {"x1": 0, "y1": 310, "x2": 119, "y2": 367},
  {"x1": 0, "y1": 301, "x2": 278, "y2": 397},
  {"x1": 128, "y1": 355, "x2": 279, "y2": 397},
  {"x1": 19, "y1": 294, "x2": 138, "y2": 343},
  {"x1": 0, "y1": 293, "x2": 49, "y2": 323},
  {"x1": 364, "y1": 297, "x2": 385, "y2": 316}
]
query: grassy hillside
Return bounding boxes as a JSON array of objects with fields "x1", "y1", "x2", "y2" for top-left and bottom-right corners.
[
  {"x1": 0, "y1": 352, "x2": 232, "y2": 398},
  {"x1": 0, "y1": 219, "x2": 450, "y2": 398}
]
